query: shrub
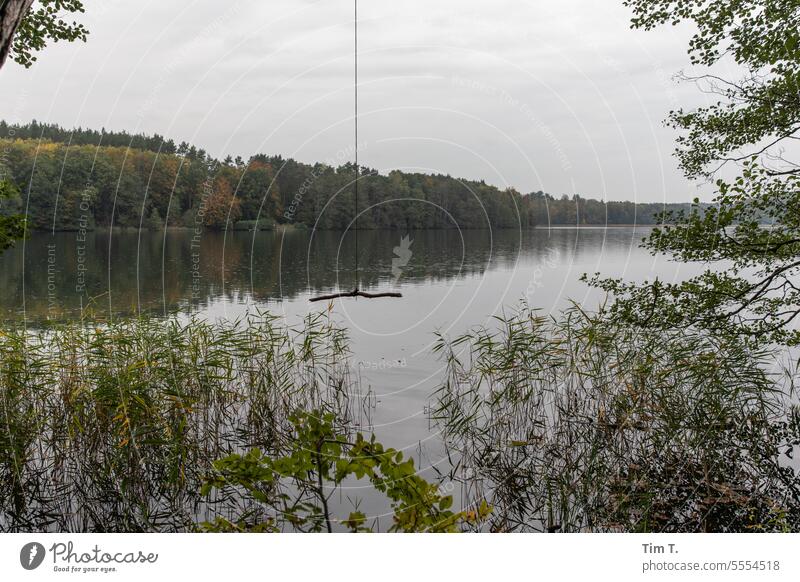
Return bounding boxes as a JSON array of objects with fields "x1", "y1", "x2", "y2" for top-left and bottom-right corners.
[
  {"x1": 199, "y1": 410, "x2": 491, "y2": 532},
  {"x1": 232, "y1": 219, "x2": 274, "y2": 232}
]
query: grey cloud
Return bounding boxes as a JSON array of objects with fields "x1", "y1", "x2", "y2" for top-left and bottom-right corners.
[{"x1": 0, "y1": 0, "x2": 710, "y2": 202}]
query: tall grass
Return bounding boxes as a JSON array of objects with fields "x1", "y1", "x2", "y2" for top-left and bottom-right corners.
[
  {"x1": 0, "y1": 312, "x2": 358, "y2": 532},
  {"x1": 433, "y1": 305, "x2": 800, "y2": 532},
  {"x1": 4, "y1": 304, "x2": 798, "y2": 533}
]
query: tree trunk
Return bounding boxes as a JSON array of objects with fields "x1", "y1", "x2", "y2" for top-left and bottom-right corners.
[{"x1": 0, "y1": 0, "x2": 35, "y2": 70}]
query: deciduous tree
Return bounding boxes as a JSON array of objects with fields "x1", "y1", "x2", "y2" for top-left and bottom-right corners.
[
  {"x1": 0, "y1": 0, "x2": 87, "y2": 70},
  {"x1": 589, "y1": 0, "x2": 800, "y2": 346}
]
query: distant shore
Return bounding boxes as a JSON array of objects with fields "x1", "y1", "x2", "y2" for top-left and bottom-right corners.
[{"x1": 25, "y1": 223, "x2": 660, "y2": 234}]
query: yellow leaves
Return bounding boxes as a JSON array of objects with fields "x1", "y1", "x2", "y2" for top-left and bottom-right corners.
[
  {"x1": 165, "y1": 393, "x2": 195, "y2": 414},
  {"x1": 462, "y1": 500, "x2": 492, "y2": 524}
]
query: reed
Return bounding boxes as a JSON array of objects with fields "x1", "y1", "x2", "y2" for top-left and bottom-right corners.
[
  {"x1": 0, "y1": 312, "x2": 358, "y2": 532},
  {"x1": 433, "y1": 305, "x2": 800, "y2": 532}
]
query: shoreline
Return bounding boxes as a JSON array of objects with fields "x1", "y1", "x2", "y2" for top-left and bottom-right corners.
[{"x1": 24, "y1": 223, "x2": 661, "y2": 234}]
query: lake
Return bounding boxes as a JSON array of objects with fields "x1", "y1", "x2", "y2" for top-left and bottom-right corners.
[{"x1": 0, "y1": 227, "x2": 693, "y2": 457}]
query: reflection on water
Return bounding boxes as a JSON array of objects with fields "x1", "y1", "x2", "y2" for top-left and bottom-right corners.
[
  {"x1": 0, "y1": 227, "x2": 685, "y2": 457},
  {"x1": 1, "y1": 227, "x2": 685, "y2": 453},
  {"x1": 0, "y1": 227, "x2": 659, "y2": 321},
  {"x1": 1, "y1": 226, "x2": 696, "y2": 529}
]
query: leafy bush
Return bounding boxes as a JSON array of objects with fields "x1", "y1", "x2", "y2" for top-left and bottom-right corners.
[
  {"x1": 200, "y1": 410, "x2": 490, "y2": 532},
  {"x1": 232, "y1": 219, "x2": 274, "y2": 231}
]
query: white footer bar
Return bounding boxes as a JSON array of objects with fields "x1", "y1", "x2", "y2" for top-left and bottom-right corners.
[{"x1": 1, "y1": 533, "x2": 797, "y2": 581}]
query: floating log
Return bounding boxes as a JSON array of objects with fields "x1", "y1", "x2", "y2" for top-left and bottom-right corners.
[{"x1": 309, "y1": 288, "x2": 402, "y2": 302}]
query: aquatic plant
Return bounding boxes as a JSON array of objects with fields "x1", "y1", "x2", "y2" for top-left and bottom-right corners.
[
  {"x1": 433, "y1": 305, "x2": 800, "y2": 532},
  {"x1": 0, "y1": 312, "x2": 358, "y2": 532}
]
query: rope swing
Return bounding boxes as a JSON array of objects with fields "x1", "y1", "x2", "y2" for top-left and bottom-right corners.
[{"x1": 310, "y1": 0, "x2": 403, "y2": 303}]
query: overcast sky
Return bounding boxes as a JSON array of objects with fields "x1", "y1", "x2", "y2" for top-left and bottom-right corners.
[{"x1": 0, "y1": 0, "x2": 724, "y2": 202}]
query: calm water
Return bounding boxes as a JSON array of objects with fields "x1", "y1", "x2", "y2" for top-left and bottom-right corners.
[{"x1": 0, "y1": 227, "x2": 692, "y2": 463}]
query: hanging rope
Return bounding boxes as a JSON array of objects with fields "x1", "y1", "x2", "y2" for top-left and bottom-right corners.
[
  {"x1": 354, "y1": 0, "x2": 358, "y2": 288},
  {"x1": 309, "y1": 0, "x2": 402, "y2": 303}
]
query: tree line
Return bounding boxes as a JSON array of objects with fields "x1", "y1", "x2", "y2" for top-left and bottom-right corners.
[{"x1": 0, "y1": 120, "x2": 689, "y2": 231}]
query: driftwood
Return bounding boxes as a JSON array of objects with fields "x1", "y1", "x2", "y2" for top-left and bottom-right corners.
[{"x1": 309, "y1": 288, "x2": 402, "y2": 302}]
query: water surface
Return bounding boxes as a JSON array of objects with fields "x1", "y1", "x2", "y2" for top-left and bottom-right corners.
[{"x1": 0, "y1": 227, "x2": 691, "y2": 457}]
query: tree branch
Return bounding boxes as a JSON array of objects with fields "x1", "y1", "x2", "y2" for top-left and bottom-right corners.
[
  {"x1": 0, "y1": 0, "x2": 34, "y2": 70},
  {"x1": 309, "y1": 288, "x2": 402, "y2": 302}
]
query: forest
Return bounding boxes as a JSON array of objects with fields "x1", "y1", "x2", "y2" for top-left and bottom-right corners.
[{"x1": 0, "y1": 121, "x2": 687, "y2": 231}]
